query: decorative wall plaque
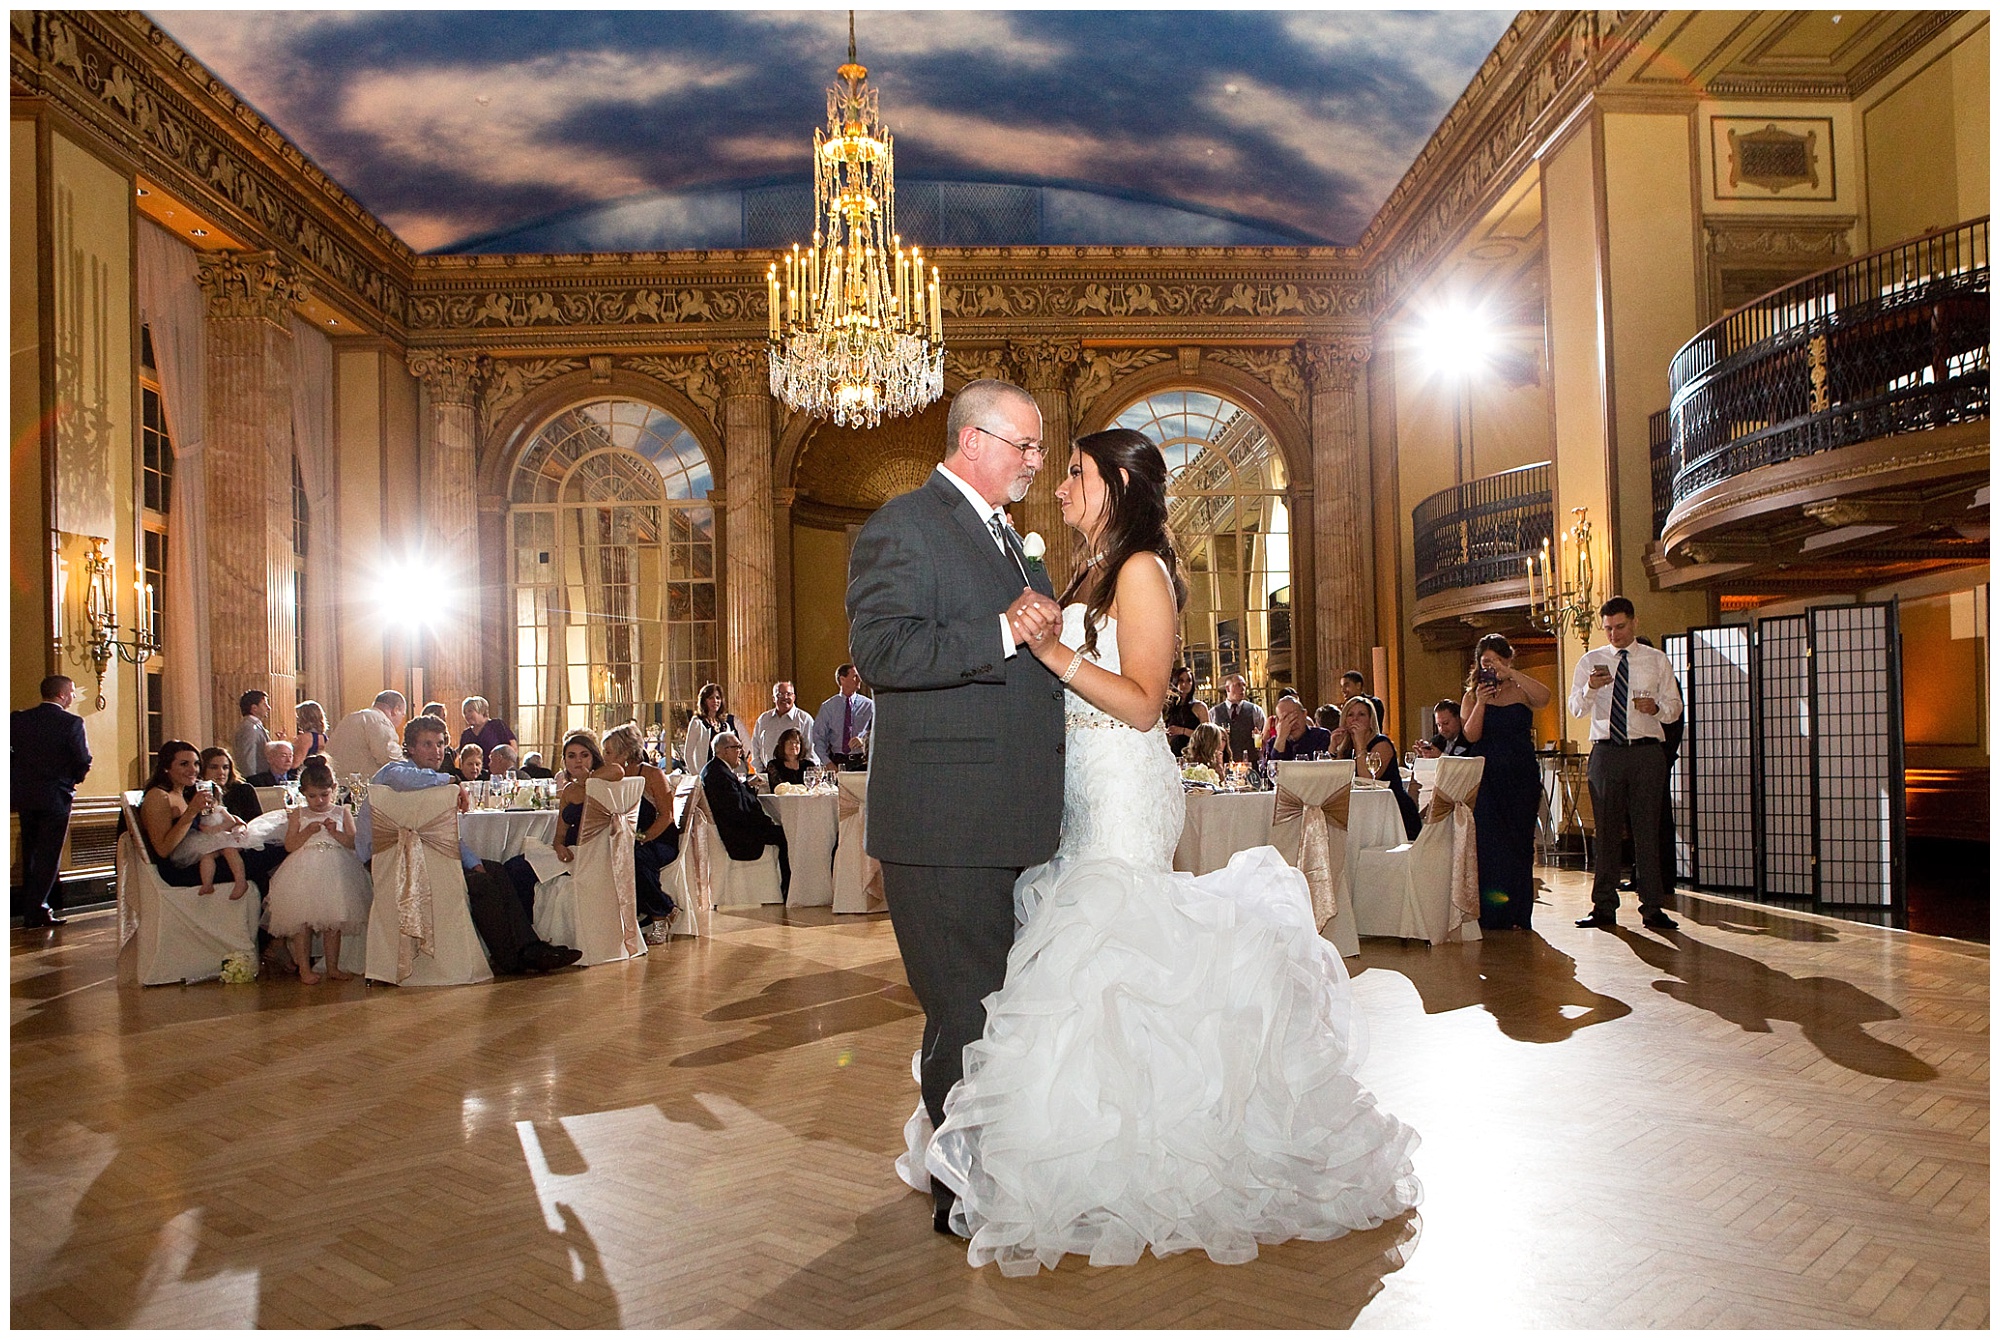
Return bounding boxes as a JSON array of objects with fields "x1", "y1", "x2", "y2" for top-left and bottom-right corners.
[{"x1": 1712, "y1": 117, "x2": 1836, "y2": 201}]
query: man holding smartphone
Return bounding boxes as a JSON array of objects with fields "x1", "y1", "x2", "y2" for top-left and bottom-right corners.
[{"x1": 1567, "y1": 597, "x2": 1683, "y2": 930}]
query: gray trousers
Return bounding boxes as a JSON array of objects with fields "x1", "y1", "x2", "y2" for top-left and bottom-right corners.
[
  {"x1": 880, "y1": 862, "x2": 1019, "y2": 1134},
  {"x1": 1588, "y1": 741, "x2": 1670, "y2": 914}
]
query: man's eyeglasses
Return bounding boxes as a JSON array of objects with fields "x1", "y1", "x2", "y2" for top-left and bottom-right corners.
[{"x1": 970, "y1": 425, "x2": 1047, "y2": 462}]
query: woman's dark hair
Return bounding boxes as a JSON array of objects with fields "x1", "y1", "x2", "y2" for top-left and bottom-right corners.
[
  {"x1": 197, "y1": 746, "x2": 239, "y2": 785},
  {"x1": 298, "y1": 761, "x2": 336, "y2": 791},
  {"x1": 1058, "y1": 428, "x2": 1188, "y2": 656},
  {"x1": 560, "y1": 728, "x2": 606, "y2": 772},
  {"x1": 775, "y1": 727, "x2": 804, "y2": 765},
  {"x1": 696, "y1": 683, "x2": 725, "y2": 720},
  {"x1": 1466, "y1": 632, "x2": 1517, "y2": 690},
  {"x1": 145, "y1": 740, "x2": 199, "y2": 794}
]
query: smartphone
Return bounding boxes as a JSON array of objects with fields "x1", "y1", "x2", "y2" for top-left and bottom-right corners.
[{"x1": 1475, "y1": 667, "x2": 1500, "y2": 688}]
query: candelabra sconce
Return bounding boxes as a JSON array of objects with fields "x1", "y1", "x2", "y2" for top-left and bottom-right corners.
[
  {"x1": 1526, "y1": 506, "x2": 1597, "y2": 650},
  {"x1": 62, "y1": 538, "x2": 158, "y2": 708}
]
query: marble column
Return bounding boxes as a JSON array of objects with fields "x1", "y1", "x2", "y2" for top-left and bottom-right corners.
[
  {"x1": 1302, "y1": 338, "x2": 1374, "y2": 703},
  {"x1": 714, "y1": 343, "x2": 777, "y2": 721},
  {"x1": 198, "y1": 250, "x2": 307, "y2": 737},
  {"x1": 408, "y1": 351, "x2": 490, "y2": 713},
  {"x1": 1007, "y1": 337, "x2": 1081, "y2": 594}
]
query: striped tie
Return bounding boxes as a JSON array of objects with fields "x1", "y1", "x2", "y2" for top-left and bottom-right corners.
[{"x1": 1609, "y1": 649, "x2": 1630, "y2": 744}]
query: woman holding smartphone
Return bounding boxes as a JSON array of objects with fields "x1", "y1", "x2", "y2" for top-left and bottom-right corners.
[{"x1": 1460, "y1": 633, "x2": 1551, "y2": 931}]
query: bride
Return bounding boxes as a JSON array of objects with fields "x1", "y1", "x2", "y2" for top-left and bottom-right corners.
[{"x1": 906, "y1": 427, "x2": 1422, "y2": 1277}]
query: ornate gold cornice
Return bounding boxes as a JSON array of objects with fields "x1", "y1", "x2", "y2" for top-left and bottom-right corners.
[
  {"x1": 196, "y1": 249, "x2": 309, "y2": 323},
  {"x1": 13, "y1": 11, "x2": 412, "y2": 330},
  {"x1": 407, "y1": 351, "x2": 490, "y2": 407},
  {"x1": 943, "y1": 347, "x2": 1011, "y2": 387},
  {"x1": 1703, "y1": 215, "x2": 1856, "y2": 265},
  {"x1": 1007, "y1": 337, "x2": 1081, "y2": 393},
  {"x1": 1205, "y1": 347, "x2": 1307, "y2": 418},
  {"x1": 1070, "y1": 348, "x2": 1176, "y2": 422}
]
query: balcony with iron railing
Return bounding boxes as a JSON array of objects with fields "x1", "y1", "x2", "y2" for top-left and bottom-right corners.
[
  {"x1": 1410, "y1": 461, "x2": 1553, "y2": 646},
  {"x1": 1648, "y1": 218, "x2": 1989, "y2": 591}
]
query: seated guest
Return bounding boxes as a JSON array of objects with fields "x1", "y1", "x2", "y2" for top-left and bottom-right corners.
[
  {"x1": 518, "y1": 751, "x2": 556, "y2": 779},
  {"x1": 420, "y1": 701, "x2": 455, "y2": 767},
  {"x1": 1183, "y1": 722, "x2": 1227, "y2": 775},
  {"x1": 502, "y1": 732, "x2": 616, "y2": 915},
  {"x1": 200, "y1": 746, "x2": 265, "y2": 821},
  {"x1": 1339, "y1": 670, "x2": 1388, "y2": 742},
  {"x1": 1329, "y1": 697, "x2": 1421, "y2": 840},
  {"x1": 453, "y1": 743, "x2": 486, "y2": 784},
  {"x1": 765, "y1": 728, "x2": 809, "y2": 788},
  {"x1": 690, "y1": 732, "x2": 790, "y2": 898},
  {"x1": 245, "y1": 739, "x2": 300, "y2": 787},
  {"x1": 487, "y1": 744, "x2": 521, "y2": 777},
  {"x1": 601, "y1": 722, "x2": 680, "y2": 932},
  {"x1": 751, "y1": 681, "x2": 820, "y2": 773},
  {"x1": 1268, "y1": 694, "x2": 1331, "y2": 761},
  {"x1": 355, "y1": 713, "x2": 581, "y2": 975},
  {"x1": 136, "y1": 740, "x2": 285, "y2": 896},
  {"x1": 460, "y1": 695, "x2": 518, "y2": 757},
  {"x1": 1416, "y1": 699, "x2": 1473, "y2": 758}
]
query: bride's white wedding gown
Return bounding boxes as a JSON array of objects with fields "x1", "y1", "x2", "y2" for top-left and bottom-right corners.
[{"x1": 907, "y1": 603, "x2": 1422, "y2": 1276}]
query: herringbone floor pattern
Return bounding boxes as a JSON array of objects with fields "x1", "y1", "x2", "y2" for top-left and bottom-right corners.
[{"x1": 10, "y1": 869, "x2": 1987, "y2": 1328}]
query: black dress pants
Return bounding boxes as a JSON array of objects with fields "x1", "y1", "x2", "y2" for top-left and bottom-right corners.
[
  {"x1": 1587, "y1": 740, "x2": 1669, "y2": 915},
  {"x1": 463, "y1": 864, "x2": 545, "y2": 973},
  {"x1": 16, "y1": 806, "x2": 71, "y2": 915},
  {"x1": 880, "y1": 862, "x2": 1019, "y2": 1132}
]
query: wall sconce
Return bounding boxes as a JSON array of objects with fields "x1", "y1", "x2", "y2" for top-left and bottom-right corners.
[
  {"x1": 1527, "y1": 506, "x2": 1597, "y2": 649},
  {"x1": 63, "y1": 538, "x2": 158, "y2": 708}
]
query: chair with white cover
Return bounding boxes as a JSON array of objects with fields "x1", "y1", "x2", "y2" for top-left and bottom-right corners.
[
  {"x1": 532, "y1": 777, "x2": 646, "y2": 965},
  {"x1": 831, "y1": 772, "x2": 885, "y2": 914},
  {"x1": 1351, "y1": 755, "x2": 1486, "y2": 946},
  {"x1": 253, "y1": 785, "x2": 289, "y2": 815},
  {"x1": 115, "y1": 791, "x2": 260, "y2": 986},
  {"x1": 1268, "y1": 759, "x2": 1359, "y2": 957},
  {"x1": 678, "y1": 780, "x2": 783, "y2": 913},
  {"x1": 363, "y1": 783, "x2": 492, "y2": 986}
]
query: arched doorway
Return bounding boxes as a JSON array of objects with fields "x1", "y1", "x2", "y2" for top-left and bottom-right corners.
[
  {"x1": 507, "y1": 399, "x2": 715, "y2": 758},
  {"x1": 1111, "y1": 390, "x2": 1293, "y2": 707}
]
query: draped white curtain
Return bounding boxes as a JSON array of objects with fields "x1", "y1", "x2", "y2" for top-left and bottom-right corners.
[
  {"x1": 288, "y1": 314, "x2": 341, "y2": 715},
  {"x1": 135, "y1": 221, "x2": 214, "y2": 748}
]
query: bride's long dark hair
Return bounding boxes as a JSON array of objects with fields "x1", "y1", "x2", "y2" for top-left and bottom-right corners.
[{"x1": 1058, "y1": 428, "x2": 1188, "y2": 657}]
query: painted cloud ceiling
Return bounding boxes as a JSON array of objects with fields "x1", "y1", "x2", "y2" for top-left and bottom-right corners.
[{"x1": 147, "y1": 9, "x2": 1517, "y2": 253}]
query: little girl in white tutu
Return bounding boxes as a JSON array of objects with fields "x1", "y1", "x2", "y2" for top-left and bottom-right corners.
[
  {"x1": 265, "y1": 761, "x2": 371, "y2": 984},
  {"x1": 168, "y1": 782, "x2": 250, "y2": 899}
]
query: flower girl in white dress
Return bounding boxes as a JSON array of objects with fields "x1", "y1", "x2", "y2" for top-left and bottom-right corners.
[
  {"x1": 912, "y1": 428, "x2": 1421, "y2": 1277},
  {"x1": 265, "y1": 761, "x2": 371, "y2": 983}
]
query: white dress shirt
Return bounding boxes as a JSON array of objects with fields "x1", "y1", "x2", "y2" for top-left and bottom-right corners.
[
  {"x1": 751, "y1": 706, "x2": 820, "y2": 769},
  {"x1": 1567, "y1": 641, "x2": 1683, "y2": 741},
  {"x1": 935, "y1": 463, "x2": 1032, "y2": 660}
]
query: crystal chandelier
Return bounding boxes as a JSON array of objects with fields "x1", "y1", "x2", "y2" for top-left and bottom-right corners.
[{"x1": 767, "y1": 14, "x2": 943, "y2": 430}]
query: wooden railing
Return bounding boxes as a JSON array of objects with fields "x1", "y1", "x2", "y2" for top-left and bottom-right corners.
[
  {"x1": 1658, "y1": 218, "x2": 1989, "y2": 532},
  {"x1": 1412, "y1": 461, "x2": 1553, "y2": 599}
]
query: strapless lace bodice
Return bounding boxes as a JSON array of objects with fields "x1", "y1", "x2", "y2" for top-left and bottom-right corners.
[{"x1": 1054, "y1": 604, "x2": 1184, "y2": 872}]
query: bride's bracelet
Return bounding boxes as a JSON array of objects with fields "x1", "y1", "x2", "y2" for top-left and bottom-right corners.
[{"x1": 1058, "y1": 647, "x2": 1086, "y2": 685}]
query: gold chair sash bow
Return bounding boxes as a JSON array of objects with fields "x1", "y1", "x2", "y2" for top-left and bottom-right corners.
[
  {"x1": 371, "y1": 795, "x2": 461, "y2": 981},
  {"x1": 681, "y1": 787, "x2": 716, "y2": 921},
  {"x1": 836, "y1": 785, "x2": 886, "y2": 908},
  {"x1": 580, "y1": 789, "x2": 644, "y2": 955},
  {"x1": 1273, "y1": 781, "x2": 1351, "y2": 931},
  {"x1": 1426, "y1": 778, "x2": 1483, "y2": 933}
]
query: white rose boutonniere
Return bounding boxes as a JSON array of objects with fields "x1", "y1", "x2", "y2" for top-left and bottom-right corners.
[{"x1": 1020, "y1": 531, "x2": 1047, "y2": 567}]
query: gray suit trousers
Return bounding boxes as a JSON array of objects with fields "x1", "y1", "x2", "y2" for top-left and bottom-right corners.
[{"x1": 880, "y1": 861, "x2": 1018, "y2": 1130}]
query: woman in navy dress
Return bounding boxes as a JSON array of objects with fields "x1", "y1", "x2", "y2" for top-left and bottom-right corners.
[
  {"x1": 1459, "y1": 633, "x2": 1551, "y2": 930},
  {"x1": 1330, "y1": 697, "x2": 1421, "y2": 840}
]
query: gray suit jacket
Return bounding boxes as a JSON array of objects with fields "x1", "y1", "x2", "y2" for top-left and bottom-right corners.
[{"x1": 847, "y1": 471, "x2": 1064, "y2": 868}]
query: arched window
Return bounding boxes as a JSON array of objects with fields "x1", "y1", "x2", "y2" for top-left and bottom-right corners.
[
  {"x1": 508, "y1": 399, "x2": 716, "y2": 757},
  {"x1": 1112, "y1": 391, "x2": 1292, "y2": 706}
]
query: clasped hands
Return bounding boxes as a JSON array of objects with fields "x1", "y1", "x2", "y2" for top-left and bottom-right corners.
[{"x1": 1007, "y1": 588, "x2": 1063, "y2": 650}]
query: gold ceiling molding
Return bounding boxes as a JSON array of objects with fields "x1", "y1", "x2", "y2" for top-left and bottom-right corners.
[
  {"x1": 1203, "y1": 348, "x2": 1307, "y2": 418},
  {"x1": 479, "y1": 359, "x2": 585, "y2": 441},
  {"x1": 942, "y1": 347, "x2": 1011, "y2": 386},
  {"x1": 12, "y1": 11, "x2": 412, "y2": 330},
  {"x1": 195, "y1": 250, "x2": 310, "y2": 324},
  {"x1": 1703, "y1": 215, "x2": 1855, "y2": 264},
  {"x1": 1070, "y1": 348, "x2": 1177, "y2": 422}
]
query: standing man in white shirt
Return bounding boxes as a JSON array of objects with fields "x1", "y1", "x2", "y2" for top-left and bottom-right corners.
[
  {"x1": 328, "y1": 690, "x2": 407, "y2": 779},
  {"x1": 751, "y1": 680, "x2": 820, "y2": 772},
  {"x1": 1568, "y1": 597, "x2": 1684, "y2": 930},
  {"x1": 811, "y1": 663, "x2": 876, "y2": 770}
]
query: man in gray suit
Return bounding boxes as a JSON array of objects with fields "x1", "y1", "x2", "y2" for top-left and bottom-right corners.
[{"x1": 847, "y1": 378, "x2": 1066, "y2": 1235}]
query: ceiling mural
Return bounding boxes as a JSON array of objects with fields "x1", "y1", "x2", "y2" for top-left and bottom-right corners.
[{"x1": 146, "y1": 9, "x2": 1517, "y2": 253}]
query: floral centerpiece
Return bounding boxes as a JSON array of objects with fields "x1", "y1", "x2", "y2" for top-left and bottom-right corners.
[{"x1": 1180, "y1": 764, "x2": 1220, "y2": 787}]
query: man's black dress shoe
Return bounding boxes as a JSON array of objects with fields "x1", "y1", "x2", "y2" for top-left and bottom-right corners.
[
  {"x1": 20, "y1": 909, "x2": 65, "y2": 928},
  {"x1": 1641, "y1": 910, "x2": 1680, "y2": 930},
  {"x1": 1575, "y1": 911, "x2": 1616, "y2": 929},
  {"x1": 933, "y1": 1185, "x2": 965, "y2": 1238}
]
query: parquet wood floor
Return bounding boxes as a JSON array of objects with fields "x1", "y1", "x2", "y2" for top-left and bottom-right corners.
[{"x1": 11, "y1": 869, "x2": 1988, "y2": 1328}]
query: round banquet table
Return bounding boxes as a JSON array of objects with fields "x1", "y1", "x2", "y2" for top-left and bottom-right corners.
[
  {"x1": 1173, "y1": 785, "x2": 1406, "y2": 876},
  {"x1": 459, "y1": 810, "x2": 559, "y2": 866},
  {"x1": 759, "y1": 792, "x2": 839, "y2": 908}
]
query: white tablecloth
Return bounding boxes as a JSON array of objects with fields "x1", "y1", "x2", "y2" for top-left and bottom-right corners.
[
  {"x1": 460, "y1": 810, "x2": 559, "y2": 865},
  {"x1": 1175, "y1": 786, "x2": 1406, "y2": 876},
  {"x1": 760, "y1": 792, "x2": 838, "y2": 908}
]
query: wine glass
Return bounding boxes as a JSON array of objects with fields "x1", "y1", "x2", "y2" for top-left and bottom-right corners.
[{"x1": 1362, "y1": 751, "x2": 1381, "y2": 783}]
